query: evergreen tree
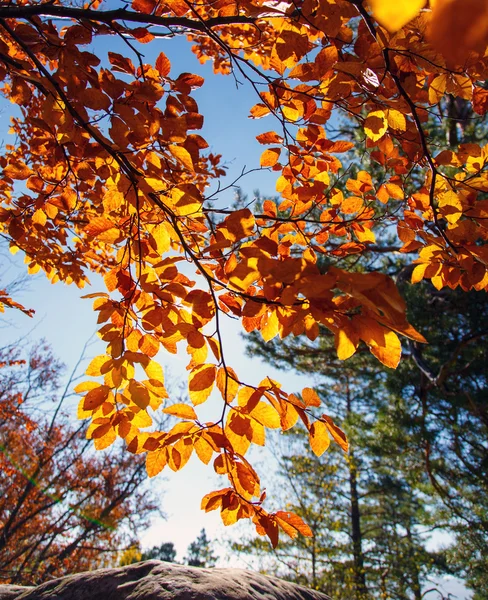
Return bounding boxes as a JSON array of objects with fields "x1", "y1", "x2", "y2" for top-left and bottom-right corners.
[
  {"x1": 184, "y1": 529, "x2": 217, "y2": 568},
  {"x1": 382, "y1": 283, "x2": 488, "y2": 596},
  {"x1": 142, "y1": 542, "x2": 177, "y2": 563},
  {"x1": 242, "y1": 302, "x2": 445, "y2": 598}
]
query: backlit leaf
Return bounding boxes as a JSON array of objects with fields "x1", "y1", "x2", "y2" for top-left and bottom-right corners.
[
  {"x1": 301, "y1": 388, "x2": 321, "y2": 408},
  {"x1": 189, "y1": 364, "x2": 216, "y2": 405},
  {"x1": 364, "y1": 110, "x2": 388, "y2": 142},
  {"x1": 260, "y1": 148, "x2": 281, "y2": 167},
  {"x1": 146, "y1": 449, "x2": 167, "y2": 477},
  {"x1": 321, "y1": 415, "x2": 349, "y2": 452},
  {"x1": 162, "y1": 403, "x2": 198, "y2": 420},
  {"x1": 169, "y1": 145, "x2": 194, "y2": 171},
  {"x1": 370, "y1": 0, "x2": 426, "y2": 32},
  {"x1": 309, "y1": 421, "x2": 330, "y2": 457}
]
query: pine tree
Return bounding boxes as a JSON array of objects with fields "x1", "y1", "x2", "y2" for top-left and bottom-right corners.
[
  {"x1": 184, "y1": 529, "x2": 217, "y2": 568},
  {"x1": 142, "y1": 542, "x2": 177, "y2": 563},
  {"x1": 243, "y1": 315, "x2": 444, "y2": 598}
]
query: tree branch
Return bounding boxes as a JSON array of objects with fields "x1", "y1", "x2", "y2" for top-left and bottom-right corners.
[{"x1": 0, "y1": 5, "x2": 258, "y2": 33}]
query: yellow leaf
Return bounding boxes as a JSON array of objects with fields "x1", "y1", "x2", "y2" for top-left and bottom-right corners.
[
  {"x1": 370, "y1": 0, "x2": 426, "y2": 32},
  {"x1": 194, "y1": 436, "x2": 214, "y2": 465},
  {"x1": 282, "y1": 105, "x2": 300, "y2": 122},
  {"x1": 127, "y1": 380, "x2": 150, "y2": 409},
  {"x1": 371, "y1": 329, "x2": 402, "y2": 368},
  {"x1": 355, "y1": 226, "x2": 376, "y2": 243},
  {"x1": 169, "y1": 145, "x2": 194, "y2": 170},
  {"x1": 143, "y1": 359, "x2": 164, "y2": 381},
  {"x1": 132, "y1": 410, "x2": 153, "y2": 428},
  {"x1": 170, "y1": 185, "x2": 202, "y2": 216},
  {"x1": 150, "y1": 223, "x2": 171, "y2": 255},
  {"x1": 250, "y1": 402, "x2": 281, "y2": 428},
  {"x1": 386, "y1": 109, "x2": 407, "y2": 132},
  {"x1": 32, "y1": 209, "x2": 47, "y2": 226},
  {"x1": 94, "y1": 427, "x2": 117, "y2": 450},
  {"x1": 309, "y1": 421, "x2": 330, "y2": 457},
  {"x1": 188, "y1": 364, "x2": 216, "y2": 405},
  {"x1": 146, "y1": 449, "x2": 167, "y2": 477},
  {"x1": 77, "y1": 397, "x2": 93, "y2": 420},
  {"x1": 411, "y1": 263, "x2": 428, "y2": 284},
  {"x1": 162, "y1": 403, "x2": 198, "y2": 420},
  {"x1": 364, "y1": 110, "x2": 388, "y2": 142},
  {"x1": 85, "y1": 354, "x2": 112, "y2": 377},
  {"x1": 261, "y1": 310, "x2": 280, "y2": 342},
  {"x1": 74, "y1": 380, "x2": 99, "y2": 394},
  {"x1": 438, "y1": 191, "x2": 463, "y2": 224},
  {"x1": 335, "y1": 328, "x2": 358, "y2": 360},
  {"x1": 428, "y1": 74, "x2": 448, "y2": 105},
  {"x1": 225, "y1": 411, "x2": 252, "y2": 456}
]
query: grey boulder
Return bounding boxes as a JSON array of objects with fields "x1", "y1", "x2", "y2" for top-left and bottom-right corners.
[{"x1": 0, "y1": 561, "x2": 331, "y2": 600}]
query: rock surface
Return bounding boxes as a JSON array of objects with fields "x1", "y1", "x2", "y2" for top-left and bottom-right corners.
[{"x1": 0, "y1": 561, "x2": 331, "y2": 600}]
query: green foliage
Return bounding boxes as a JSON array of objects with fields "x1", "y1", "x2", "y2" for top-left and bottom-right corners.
[
  {"x1": 241, "y1": 277, "x2": 487, "y2": 598},
  {"x1": 185, "y1": 529, "x2": 217, "y2": 568},
  {"x1": 142, "y1": 542, "x2": 177, "y2": 563}
]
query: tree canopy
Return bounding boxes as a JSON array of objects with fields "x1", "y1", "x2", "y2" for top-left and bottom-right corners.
[
  {"x1": 0, "y1": 341, "x2": 159, "y2": 584},
  {"x1": 0, "y1": 0, "x2": 487, "y2": 545}
]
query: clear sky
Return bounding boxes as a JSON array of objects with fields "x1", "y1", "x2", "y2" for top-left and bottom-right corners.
[{"x1": 0, "y1": 11, "x2": 472, "y2": 598}]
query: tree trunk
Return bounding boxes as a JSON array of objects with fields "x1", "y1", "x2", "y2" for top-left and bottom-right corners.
[{"x1": 346, "y1": 381, "x2": 368, "y2": 599}]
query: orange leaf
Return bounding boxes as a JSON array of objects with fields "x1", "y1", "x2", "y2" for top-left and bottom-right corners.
[
  {"x1": 83, "y1": 385, "x2": 110, "y2": 411},
  {"x1": 250, "y1": 104, "x2": 271, "y2": 118},
  {"x1": 321, "y1": 415, "x2": 349, "y2": 452},
  {"x1": 4, "y1": 162, "x2": 32, "y2": 180},
  {"x1": 132, "y1": 0, "x2": 157, "y2": 13},
  {"x1": 260, "y1": 148, "x2": 281, "y2": 167},
  {"x1": 216, "y1": 366, "x2": 239, "y2": 402},
  {"x1": 162, "y1": 403, "x2": 198, "y2": 420},
  {"x1": 169, "y1": 145, "x2": 194, "y2": 170},
  {"x1": 301, "y1": 387, "x2": 321, "y2": 408},
  {"x1": 429, "y1": 0, "x2": 488, "y2": 64},
  {"x1": 188, "y1": 364, "x2": 216, "y2": 405},
  {"x1": 341, "y1": 196, "x2": 364, "y2": 214},
  {"x1": 275, "y1": 511, "x2": 313, "y2": 537},
  {"x1": 146, "y1": 449, "x2": 167, "y2": 477},
  {"x1": 309, "y1": 421, "x2": 330, "y2": 457},
  {"x1": 155, "y1": 52, "x2": 171, "y2": 77},
  {"x1": 256, "y1": 131, "x2": 283, "y2": 145}
]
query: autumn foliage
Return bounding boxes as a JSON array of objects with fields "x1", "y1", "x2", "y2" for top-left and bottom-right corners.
[
  {"x1": 1, "y1": 0, "x2": 487, "y2": 545},
  {"x1": 0, "y1": 342, "x2": 158, "y2": 584}
]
